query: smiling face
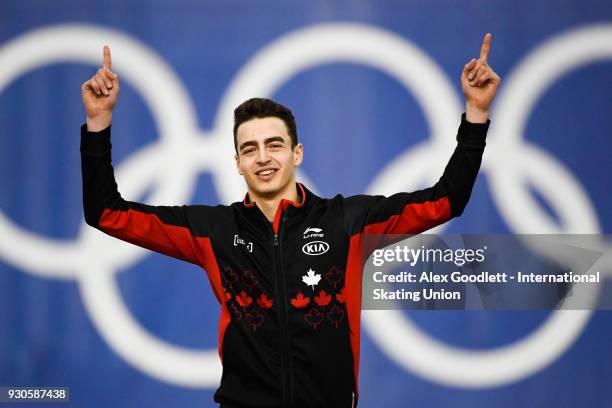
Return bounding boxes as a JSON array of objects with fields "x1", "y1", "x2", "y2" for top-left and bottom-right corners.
[{"x1": 235, "y1": 116, "x2": 303, "y2": 202}]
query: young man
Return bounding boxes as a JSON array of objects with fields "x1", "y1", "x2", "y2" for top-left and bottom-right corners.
[{"x1": 81, "y1": 34, "x2": 499, "y2": 408}]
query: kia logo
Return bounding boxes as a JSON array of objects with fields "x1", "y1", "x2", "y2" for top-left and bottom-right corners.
[{"x1": 302, "y1": 241, "x2": 329, "y2": 256}]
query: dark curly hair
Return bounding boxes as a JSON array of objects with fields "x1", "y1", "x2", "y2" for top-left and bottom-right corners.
[{"x1": 233, "y1": 97, "x2": 298, "y2": 153}]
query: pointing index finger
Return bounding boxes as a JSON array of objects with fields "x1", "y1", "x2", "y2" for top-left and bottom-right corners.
[
  {"x1": 479, "y1": 33, "x2": 492, "y2": 62},
  {"x1": 103, "y1": 45, "x2": 112, "y2": 70}
]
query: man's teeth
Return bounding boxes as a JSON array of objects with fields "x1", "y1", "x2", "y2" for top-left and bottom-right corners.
[{"x1": 259, "y1": 170, "x2": 275, "y2": 175}]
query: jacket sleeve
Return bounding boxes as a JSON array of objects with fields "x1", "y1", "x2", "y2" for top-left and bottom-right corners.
[
  {"x1": 341, "y1": 113, "x2": 489, "y2": 236},
  {"x1": 80, "y1": 124, "x2": 208, "y2": 266}
]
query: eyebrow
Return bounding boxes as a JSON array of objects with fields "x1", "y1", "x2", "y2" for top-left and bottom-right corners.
[{"x1": 239, "y1": 136, "x2": 287, "y2": 152}]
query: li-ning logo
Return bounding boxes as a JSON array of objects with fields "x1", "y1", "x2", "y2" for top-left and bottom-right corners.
[
  {"x1": 302, "y1": 227, "x2": 328, "y2": 255},
  {"x1": 303, "y1": 227, "x2": 324, "y2": 239},
  {"x1": 302, "y1": 241, "x2": 329, "y2": 256},
  {"x1": 234, "y1": 234, "x2": 253, "y2": 253}
]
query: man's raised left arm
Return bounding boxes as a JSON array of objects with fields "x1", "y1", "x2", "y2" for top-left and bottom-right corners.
[{"x1": 340, "y1": 33, "x2": 501, "y2": 236}]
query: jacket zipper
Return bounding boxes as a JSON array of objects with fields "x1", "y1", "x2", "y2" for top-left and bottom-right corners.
[{"x1": 272, "y1": 215, "x2": 295, "y2": 407}]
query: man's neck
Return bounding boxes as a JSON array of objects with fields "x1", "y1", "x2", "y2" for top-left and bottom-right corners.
[{"x1": 249, "y1": 182, "x2": 299, "y2": 222}]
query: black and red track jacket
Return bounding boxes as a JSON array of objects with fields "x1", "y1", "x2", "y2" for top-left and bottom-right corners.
[{"x1": 80, "y1": 113, "x2": 489, "y2": 407}]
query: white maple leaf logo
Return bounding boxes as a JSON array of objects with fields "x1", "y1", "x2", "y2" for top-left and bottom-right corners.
[{"x1": 302, "y1": 268, "x2": 321, "y2": 290}]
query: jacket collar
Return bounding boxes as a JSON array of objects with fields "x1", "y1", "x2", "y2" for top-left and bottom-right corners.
[
  {"x1": 242, "y1": 182, "x2": 307, "y2": 209},
  {"x1": 242, "y1": 183, "x2": 310, "y2": 234}
]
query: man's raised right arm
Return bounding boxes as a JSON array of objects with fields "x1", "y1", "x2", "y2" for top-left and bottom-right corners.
[{"x1": 80, "y1": 46, "x2": 208, "y2": 266}]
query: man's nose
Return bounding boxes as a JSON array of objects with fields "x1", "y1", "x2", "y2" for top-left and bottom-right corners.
[{"x1": 256, "y1": 147, "x2": 270, "y2": 163}]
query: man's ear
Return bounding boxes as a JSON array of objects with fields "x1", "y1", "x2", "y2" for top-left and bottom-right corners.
[
  {"x1": 293, "y1": 143, "x2": 303, "y2": 166},
  {"x1": 235, "y1": 154, "x2": 244, "y2": 175}
]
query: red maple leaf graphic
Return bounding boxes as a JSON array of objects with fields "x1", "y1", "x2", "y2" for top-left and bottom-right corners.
[
  {"x1": 241, "y1": 269, "x2": 258, "y2": 291},
  {"x1": 324, "y1": 266, "x2": 344, "y2": 288},
  {"x1": 256, "y1": 293, "x2": 273, "y2": 309},
  {"x1": 336, "y1": 287, "x2": 347, "y2": 303},
  {"x1": 230, "y1": 303, "x2": 242, "y2": 320},
  {"x1": 304, "y1": 307, "x2": 324, "y2": 329},
  {"x1": 223, "y1": 265, "x2": 239, "y2": 286},
  {"x1": 290, "y1": 292, "x2": 310, "y2": 309},
  {"x1": 236, "y1": 290, "x2": 252, "y2": 308},
  {"x1": 314, "y1": 290, "x2": 331, "y2": 307},
  {"x1": 245, "y1": 307, "x2": 264, "y2": 331},
  {"x1": 327, "y1": 305, "x2": 345, "y2": 328}
]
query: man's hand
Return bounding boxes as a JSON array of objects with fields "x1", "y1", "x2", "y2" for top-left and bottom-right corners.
[
  {"x1": 81, "y1": 45, "x2": 119, "y2": 131},
  {"x1": 461, "y1": 33, "x2": 501, "y2": 123}
]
